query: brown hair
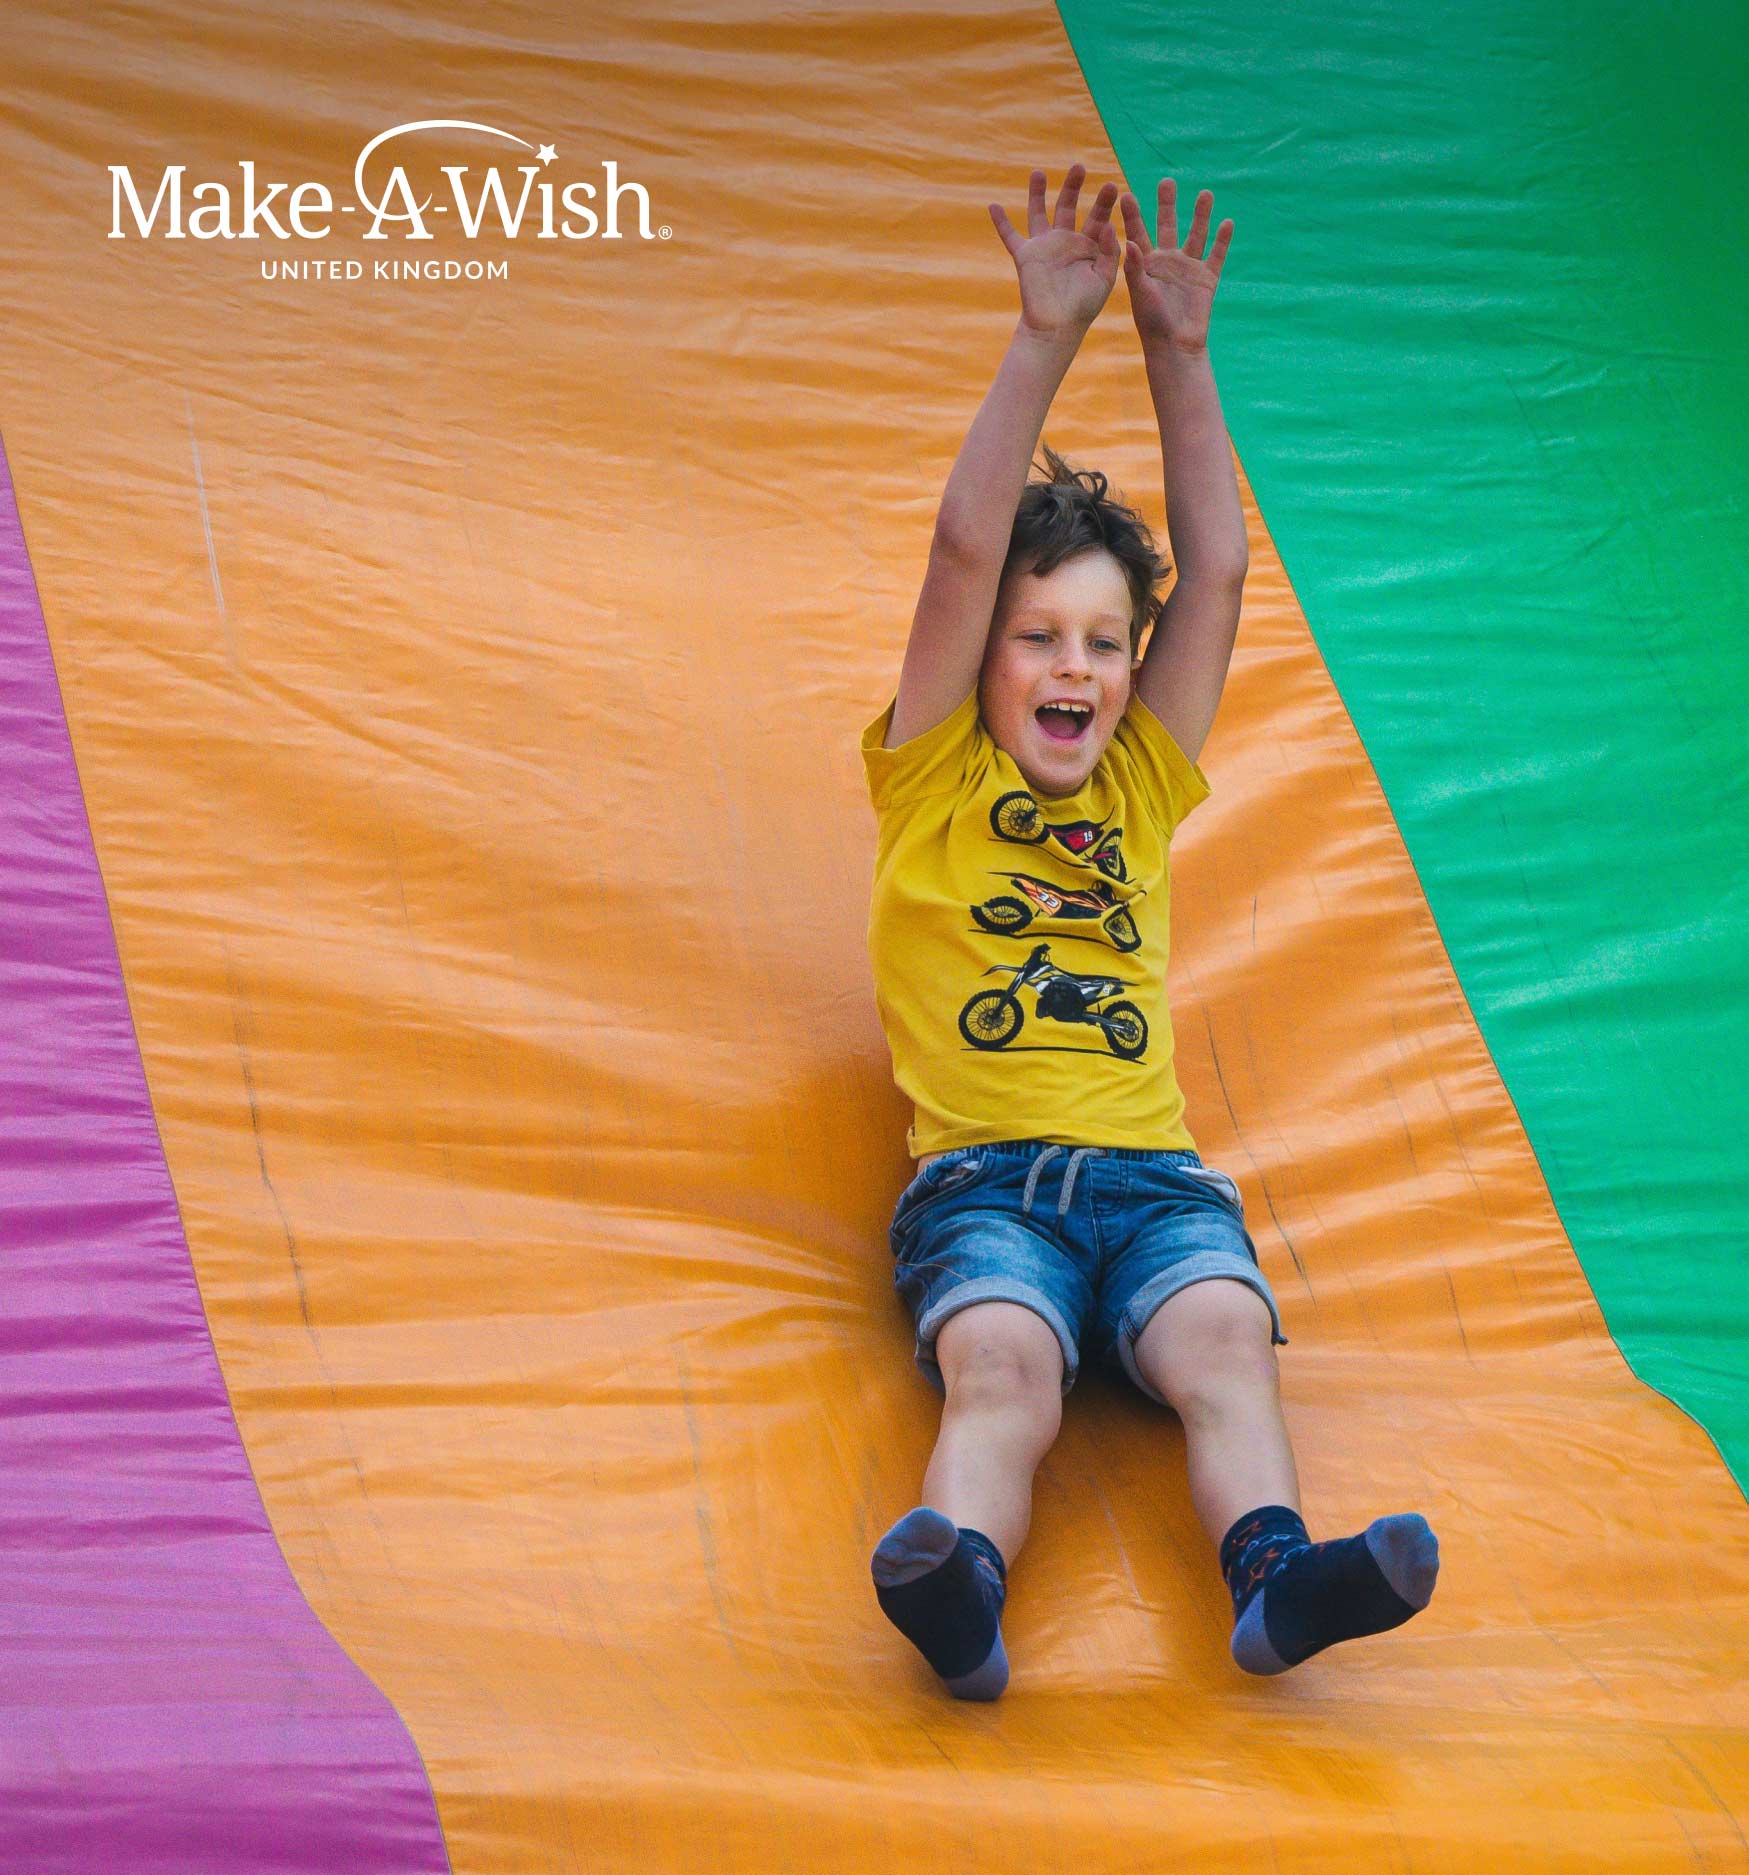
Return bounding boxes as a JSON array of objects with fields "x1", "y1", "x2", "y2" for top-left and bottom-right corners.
[{"x1": 1001, "y1": 443, "x2": 1170, "y2": 656}]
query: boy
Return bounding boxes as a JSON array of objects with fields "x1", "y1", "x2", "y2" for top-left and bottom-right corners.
[{"x1": 859, "y1": 164, "x2": 1439, "y2": 1699}]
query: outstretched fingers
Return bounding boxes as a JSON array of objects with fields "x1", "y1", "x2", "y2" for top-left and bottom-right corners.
[
  {"x1": 1178, "y1": 184, "x2": 1234, "y2": 278},
  {"x1": 1080, "y1": 177, "x2": 1120, "y2": 249},
  {"x1": 1118, "y1": 187, "x2": 1152, "y2": 263},
  {"x1": 1144, "y1": 178, "x2": 1219, "y2": 258},
  {"x1": 1205, "y1": 216, "x2": 1234, "y2": 284},
  {"x1": 993, "y1": 165, "x2": 1121, "y2": 257},
  {"x1": 988, "y1": 168, "x2": 1050, "y2": 256},
  {"x1": 1051, "y1": 162, "x2": 1086, "y2": 230},
  {"x1": 1115, "y1": 177, "x2": 1236, "y2": 283},
  {"x1": 1183, "y1": 185, "x2": 1215, "y2": 258},
  {"x1": 1158, "y1": 176, "x2": 1179, "y2": 250},
  {"x1": 988, "y1": 197, "x2": 1023, "y2": 259}
]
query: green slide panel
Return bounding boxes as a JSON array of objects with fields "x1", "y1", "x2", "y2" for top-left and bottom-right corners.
[{"x1": 1058, "y1": 1, "x2": 1749, "y2": 1487}]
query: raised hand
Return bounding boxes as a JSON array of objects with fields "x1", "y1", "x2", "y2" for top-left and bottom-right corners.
[
  {"x1": 988, "y1": 164, "x2": 1121, "y2": 342},
  {"x1": 1119, "y1": 178, "x2": 1234, "y2": 353}
]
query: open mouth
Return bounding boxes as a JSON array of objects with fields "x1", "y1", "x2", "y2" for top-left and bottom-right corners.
[{"x1": 1035, "y1": 703, "x2": 1093, "y2": 743}]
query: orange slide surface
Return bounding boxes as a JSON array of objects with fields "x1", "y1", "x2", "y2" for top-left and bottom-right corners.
[{"x1": 3, "y1": 1, "x2": 1746, "y2": 1869}]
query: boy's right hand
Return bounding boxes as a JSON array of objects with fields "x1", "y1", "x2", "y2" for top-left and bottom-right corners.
[{"x1": 988, "y1": 164, "x2": 1121, "y2": 342}]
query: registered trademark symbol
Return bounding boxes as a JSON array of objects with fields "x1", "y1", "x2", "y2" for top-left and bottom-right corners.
[{"x1": 658, "y1": 225, "x2": 672, "y2": 239}]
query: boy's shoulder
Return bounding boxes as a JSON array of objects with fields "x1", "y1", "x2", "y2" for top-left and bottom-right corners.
[
  {"x1": 1117, "y1": 689, "x2": 1215, "y2": 832},
  {"x1": 859, "y1": 684, "x2": 984, "y2": 818}
]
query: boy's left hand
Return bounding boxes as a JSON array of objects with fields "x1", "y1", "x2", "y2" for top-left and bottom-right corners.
[{"x1": 1119, "y1": 178, "x2": 1234, "y2": 353}]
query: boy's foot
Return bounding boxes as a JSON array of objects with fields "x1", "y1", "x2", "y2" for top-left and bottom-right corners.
[
  {"x1": 870, "y1": 1507, "x2": 1009, "y2": 1699},
  {"x1": 1220, "y1": 1504, "x2": 1439, "y2": 1675}
]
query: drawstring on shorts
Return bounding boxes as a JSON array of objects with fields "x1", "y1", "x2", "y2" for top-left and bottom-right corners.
[{"x1": 1020, "y1": 1144, "x2": 1105, "y2": 1224}]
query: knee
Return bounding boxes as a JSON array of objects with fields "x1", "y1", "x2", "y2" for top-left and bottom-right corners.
[
  {"x1": 1166, "y1": 1335, "x2": 1279, "y2": 1420},
  {"x1": 938, "y1": 1308, "x2": 1063, "y2": 1420},
  {"x1": 1137, "y1": 1289, "x2": 1279, "y2": 1419},
  {"x1": 1182, "y1": 1342, "x2": 1278, "y2": 1415}
]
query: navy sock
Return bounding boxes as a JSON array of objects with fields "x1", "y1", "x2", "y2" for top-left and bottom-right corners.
[
  {"x1": 1219, "y1": 1503, "x2": 1439, "y2": 1675},
  {"x1": 870, "y1": 1507, "x2": 1009, "y2": 1700}
]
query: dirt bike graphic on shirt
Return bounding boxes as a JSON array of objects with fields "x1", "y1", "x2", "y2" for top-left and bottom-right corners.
[
  {"x1": 957, "y1": 942, "x2": 1148, "y2": 1060},
  {"x1": 989, "y1": 790, "x2": 1128, "y2": 883},
  {"x1": 970, "y1": 872, "x2": 1141, "y2": 953}
]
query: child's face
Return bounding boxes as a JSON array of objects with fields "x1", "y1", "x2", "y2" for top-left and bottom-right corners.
[{"x1": 979, "y1": 550, "x2": 1136, "y2": 799}]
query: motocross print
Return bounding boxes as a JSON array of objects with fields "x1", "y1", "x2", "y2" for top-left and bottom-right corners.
[{"x1": 861, "y1": 681, "x2": 1213, "y2": 1159}]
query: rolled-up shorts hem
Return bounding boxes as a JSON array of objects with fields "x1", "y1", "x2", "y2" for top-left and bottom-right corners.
[
  {"x1": 913, "y1": 1278, "x2": 1081, "y2": 1398},
  {"x1": 1116, "y1": 1255, "x2": 1289, "y2": 1408}
]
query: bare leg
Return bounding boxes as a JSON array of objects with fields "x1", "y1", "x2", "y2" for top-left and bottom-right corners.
[
  {"x1": 1133, "y1": 1278, "x2": 1438, "y2": 1673},
  {"x1": 922, "y1": 1299, "x2": 1065, "y2": 1564},
  {"x1": 1130, "y1": 1279, "x2": 1300, "y2": 1545},
  {"x1": 871, "y1": 1300, "x2": 1065, "y2": 1698}
]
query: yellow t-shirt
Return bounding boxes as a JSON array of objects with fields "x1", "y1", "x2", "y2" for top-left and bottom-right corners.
[{"x1": 860, "y1": 685, "x2": 1212, "y2": 1159}]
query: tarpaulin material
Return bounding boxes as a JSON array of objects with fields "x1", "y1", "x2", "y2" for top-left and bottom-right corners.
[
  {"x1": 0, "y1": 441, "x2": 449, "y2": 1871},
  {"x1": 1060, "y1": 0, "x2": 1749, "y2": 1496},
  {"x1": 0, "y1": 1, "x2": 1745, "y2": 1871}
]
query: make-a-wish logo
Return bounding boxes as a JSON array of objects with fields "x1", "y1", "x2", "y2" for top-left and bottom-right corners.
[{"x1": 108, "y1": 118, "x2": 669, "y2": 279}]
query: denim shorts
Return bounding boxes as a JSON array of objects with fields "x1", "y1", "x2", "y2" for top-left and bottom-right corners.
[{"x1": 889, "y1": 1139, "x2": 1287, "y2": 1407}]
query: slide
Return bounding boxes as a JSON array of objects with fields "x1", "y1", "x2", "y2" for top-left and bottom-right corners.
[{"x1": 2, "y1": 2, "x2": 1745, "y2": 1868}]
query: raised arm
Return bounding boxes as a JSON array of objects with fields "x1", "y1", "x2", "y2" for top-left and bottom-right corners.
[
  {"x1": 1119, "y1": 179, "x2": 1249, "y2": 768},
  {"x1": 885, "y1": 164, "x2": 1120, "y2": 749}
]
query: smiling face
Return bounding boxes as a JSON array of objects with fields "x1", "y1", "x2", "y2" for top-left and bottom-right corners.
[{"x1": 979, "y1": 550, "x2": 1138, "y2": 799}]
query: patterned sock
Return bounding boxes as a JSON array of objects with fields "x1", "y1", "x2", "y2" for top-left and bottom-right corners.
[
  {"x1": 1219, "y1": 1503, "x2": 1439, "y2": 1675},
  {"x1": 870, "y1": 1507, "x2": 1010, "y2": 1700}
]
